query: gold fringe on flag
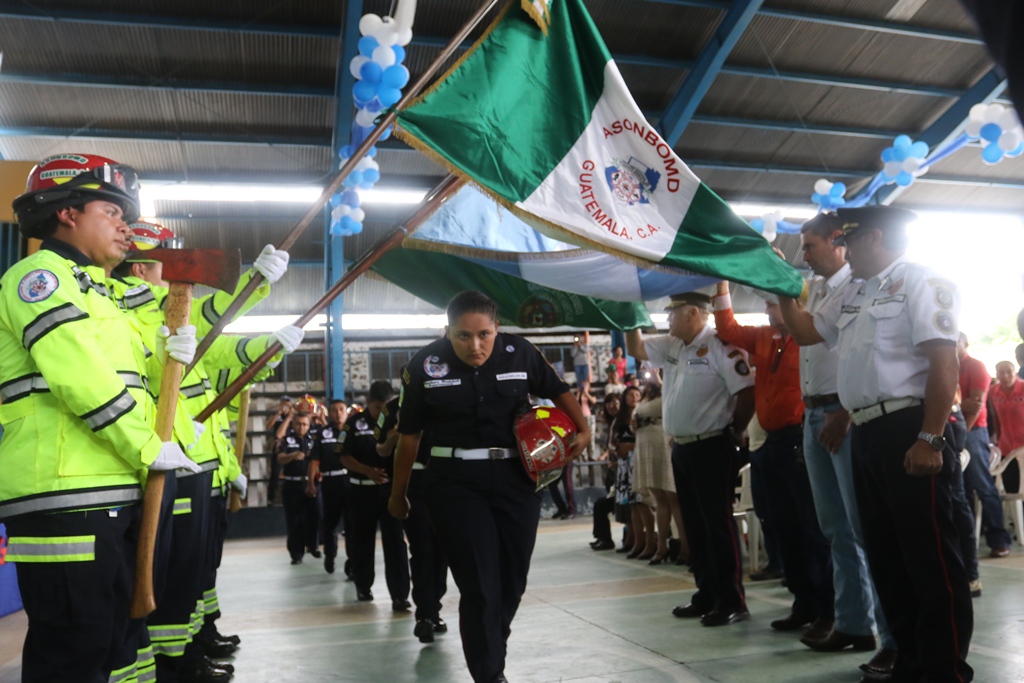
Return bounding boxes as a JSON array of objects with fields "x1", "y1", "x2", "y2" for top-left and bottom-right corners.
[{"x1": 521, "y1": 0, "x2": 552, "y2": 34}]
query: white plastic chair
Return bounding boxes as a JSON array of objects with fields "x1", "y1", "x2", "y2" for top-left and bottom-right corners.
[{"x1": 734, "y1": 463, "x2": 762, "y2": 567}]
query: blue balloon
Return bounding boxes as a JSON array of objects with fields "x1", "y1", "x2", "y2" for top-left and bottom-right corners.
[
  {"x1": 339, "y1": 144, "x2": 353, "y2": 159},
  {"x1": 379, "y1": 125, "x2": 392, "y2": 141},
  {"x1": 358, "y1": 36, "x2": 379, "y2": 57},
  {"x1": 893, "y1": 146, "x2": 909, "y2": 162},
  {"x1": 750, "y1": 218, "x2": 765, "y2": 232},
  {"x1": 349, "y1": 170, "x2": 364, "y2": 186},
  {"x1": 330, "y1": 193, "x2": 342, "y2": 208},
  {"x1": 378, "y1": 86, "x2": 402, "y2": 107},
  {"x1": 982, "y1": 142, "x2": 1005, "y2": 164},
  {"x1": 340, "y1": 190, "x2": 361, "y2": 207},
  {"x1": 329, "y1": 219, "x2": 344, "y2": 236},
  {"x1": 362, "y1": 168, "x2": 380, "y2": 184},
  {"x1": 391, "y1": 45, "x2": 406, "y2": 63},
  {"x1": 980, "y1": 123, "x2": 1002, "y2": 142},
  {"x1": 895, "y1": 171, "x2": 913, "y2": 187},
  {"x1": 365, "y1": 99, "x2": 384, "y2": 113},
  {"x1": 832, "y1": 197, "x2": 846, "y2": 207},
  {"x1": 359, "y1": 61, "x2": 383, "y2": 83},
  {"x1": 880, "y1": 148, "x2": 895, "y2": 162},
  {"x1": 910, "y1": 141, "x2": 929, "y2": 158},
  {"x1": 830, "y1": 182, "x2": 846, "y2": 197},
  {"x1": 894, "y1": 134, "x2": 912, "y2": 150},
  {"x1": 367, "y1": 145, "x2": 378, "y2": 157},
  {"x1": 350, "y1": 222, "x2": 363, "y2": 235},
  {"x1": 353, "y1": 80, "x2": 378, "y2": 103},
  {"x1": 1007, "y1": 142, "x2": 1024, "y2": 158},
  {"x1": 340, "y1": 216, "x2": 359, "y2": 232},
  {"x1": 382, "y1": 64, "x2": 410, "y2": 89},
  {"x1": 811, "y1": 192, "x2": 823, "y2": 204}
]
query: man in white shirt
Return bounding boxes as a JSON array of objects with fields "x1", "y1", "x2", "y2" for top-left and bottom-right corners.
[
  {"x1": 779, "y1": 206, "x2": 972, "y2": 683},
  {"x1": 628, "y1": 293, "x2": 755, "y2": 627}
]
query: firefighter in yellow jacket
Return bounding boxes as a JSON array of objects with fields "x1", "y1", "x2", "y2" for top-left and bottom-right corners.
[{"x1": 0, "y1": 154, "x2": 200, "y2": 683}]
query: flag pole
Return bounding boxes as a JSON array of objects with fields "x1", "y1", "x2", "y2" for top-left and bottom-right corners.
[
  {"x1": 185, "y1": 0, "x2": 503, "y2": 376},
  {"x1": 194, "y1": 174, "x2": 465, "y2": 422}
]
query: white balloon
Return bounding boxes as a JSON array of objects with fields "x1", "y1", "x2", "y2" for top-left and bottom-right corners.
[
  {"x1": 332, "y1": 204, "x2": 352, "y2": 220},
  {"x1": 762, "y1": 227, "x2": 777, "y2": 243},
  {"x1": 376, "y1": 28, "x2": 399, "y2": 46},
  {"x1": 349, "y1": 55, "x2": 369, "y2": 79},
  {"x1": 999, "y1": 130, "x2": 1021, "y2": 152},
  {"x1": 884, "y1": 160, "x2": 903, "y2": 177},
  {"x1": 396, "y1": 28, "x2": 414, "y2": 46},
  {"x1": 964, "y1": 120, "x2": 983, "y2": 139},
  {"x1": 813, "y1": 179, "x2": 832, "y2": 195},
  {"x1": 351, "y1": 208, "x2": 366, "y2": 223},
  {"x1": 359, "y1": 14, "x2": 384, "y2": 37},
  {"x1": 902, "y1": 157, "x2": 920, "y2": 173},
  {"x1": 355, "y1": 108, "x2": 376, "y2": 127},
  {"x1": 999, "y1": 108, "x2": 1021, "y2": 132},
  {"x1": 969, "y1": 103, "x2": 988, "y2": 122},
  {"x1": 984, "y1": 103, "x2": 1004, "y2": 124},
  {"x1": 372, "y1": 45, "x2": 397, "y2": 67},
  {"x1": 356, "y1": 156, "x2": 376, "y2": 171},
  {"x1": 771, "y1": 210, "x2": 784, "y2": 223}
]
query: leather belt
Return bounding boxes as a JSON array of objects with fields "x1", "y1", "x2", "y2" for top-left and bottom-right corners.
[
  {"x1": 430, "y1": 446, "x2": 516, "y2": 460},
  {"x1": 320, "y1": 469, "x2": 347, "y2": 477},
  {"x1": 282, "y1": 476, "x2": 306, "y2": 481},
  {"x1": 803, "y1": 393, "x2": 840, "y2": 409},
  {"x1": 349, "y1": 478, "x2": 380, "y2": 486},
  {"x1": 675, "y1": 429, "x2": 725, "y2": 445},
  {"x1": 850, "y1": 398, "x2": 923, "y2": 426}
]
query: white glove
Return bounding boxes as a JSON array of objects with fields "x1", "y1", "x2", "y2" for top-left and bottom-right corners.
[
  {"x1": 150, "y1": 442, "x2": 202, "y2": 473},
  {"x1": 156, "y1": 325, "x2": 197, "y2": 365},
  {"x1": 231, "y1": 473, "x2": 248, "y2": 498},
  {"x1": 254, "y1": 245, "x2": 289, "y2": 284},
  {"x1": 187, "y1": 420, "x2": 206, "y2": 449},
  {"x1": 267, "y1": 360, "x2": 281, "y2": 369},
  {"x1": 272, "y1": 325, "x2": 304, "y2": 354}
]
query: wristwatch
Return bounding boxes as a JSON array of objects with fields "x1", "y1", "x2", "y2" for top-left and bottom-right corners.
[{"x1": 917, "y1": 432, "x2": 947, "y2": 451}]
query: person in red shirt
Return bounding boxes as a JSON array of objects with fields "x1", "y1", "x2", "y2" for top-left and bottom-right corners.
[
  {"x1": 608, "y1": 347, "x2": 627, "y2": 381},
  {"x1": 713, "y1": 282, "x2": 834, "y2": 638},
  {"x1": 957, "y1": 333, "x2": 1011, "y2": 556},
  {"x1": 989, "y1": 360, "x2": 1024, "y2": 493}
]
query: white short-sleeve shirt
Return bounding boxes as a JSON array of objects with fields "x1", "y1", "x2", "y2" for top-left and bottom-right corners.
[
  {"x1": 800, "y1": 264, "x2": 852, "y2": 397},
  {"x1": 644, "y1": 325, "x2": 755, "y2": 438},
  {"x1": 813, "y1": 256, "x2": 960, "y2": 411}
]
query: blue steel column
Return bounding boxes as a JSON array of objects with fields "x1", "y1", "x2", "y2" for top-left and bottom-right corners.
[{"x1": 325, "y1": 0, "x2": 364, "y2": 399}]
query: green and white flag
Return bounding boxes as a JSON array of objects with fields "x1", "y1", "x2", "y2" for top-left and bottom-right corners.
[{"x1": 397, "y1": 0, "x2": 804, "y2": 297}]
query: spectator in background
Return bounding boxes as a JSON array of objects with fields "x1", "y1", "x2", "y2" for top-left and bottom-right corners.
[
  {"x1": 1015, "y1": 345, "x2": 1024, "y2": 380},
  {"x1": 571, "y1": 335, "x2": 591, "y2": 386},
  {"x1": 604, "y1": 368, "x2": 626, "y2": 396},
  {"x1": 610, "y1": 346, "x2": 627, "y2": 381},
  {"x1": 590, "y1": 394, "x2": 622, "y2": 551},
  {"x1": 989, "y1": 360, "x2": 1024, "y2": 494},
  {"x1": 624, "y1": 373, "x2": 640, "y2": 388},
  {"x1": 575, "y1": 379, "x2": 598, "y2": 485},
  {"x1": 957, "y1": 333, "x2": 1012, "y2": 558},
  {"x1": 267, "y1": 394, "x2": 294, "y2": 505},
  {"x1": 612, "y1": 386, "x2": 653, "y2": 557}
]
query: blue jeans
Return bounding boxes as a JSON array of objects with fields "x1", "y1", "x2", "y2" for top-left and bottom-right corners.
[
  {"x1": 804, "y1": 405, "x2": 894, "y2": 647},
  {"x1": 962, "y1": 426, "x2": 1011, "y2": 550},
  {"x1": 574, "y1": 364, "x2": 590, "y2": 383}
]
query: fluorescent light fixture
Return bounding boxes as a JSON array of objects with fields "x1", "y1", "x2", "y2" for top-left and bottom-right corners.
[
  {"x1": 649, "y1": 312, "x2": 768, "y2": 327},
  {"x1": 223, "y1": 314, "x2": 447, "y2": 334},
  {"x1": 730, "y1": 203, "x2": 818, "y2": 221}
]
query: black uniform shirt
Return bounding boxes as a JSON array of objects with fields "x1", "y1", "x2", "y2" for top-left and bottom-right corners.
[
  {"x1": 312, "y1": 421, "x2": 345, "y2": 472},
  {"x1": 338, "y1": 410, "x2": 389, "y2": 480},
  {"x1": 377, "y1": 396, "x2": 431, "y2": 465},
  {"x1": 277, "y1": 429, "x2": 315, "y2": 478},
  {"x1": 398, "y1": 332, "x2": 569, "y2": 448}
]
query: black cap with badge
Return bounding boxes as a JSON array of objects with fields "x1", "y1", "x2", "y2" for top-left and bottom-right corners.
[
  {"x1": 834, "y1": 206, "x2": 917, "y2": 246},
  {"x1": 664, "y1": 292, "x2": 713, "y2": 311}
]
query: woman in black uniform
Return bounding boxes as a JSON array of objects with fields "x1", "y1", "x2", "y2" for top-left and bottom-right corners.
[{"x1": 388, "y1": 291, "x2": 590, "y2": 683}]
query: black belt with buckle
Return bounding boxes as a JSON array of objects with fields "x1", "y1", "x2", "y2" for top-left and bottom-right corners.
[{"x1": 803, "y1": 393, "x2": 840, "y2": 409}]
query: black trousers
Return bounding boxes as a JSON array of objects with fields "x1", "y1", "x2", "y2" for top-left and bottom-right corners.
[
  {"x1": 8, "y1": 505, "x2": 141, "y2": 683},
  {"x1": 672, "y1": 436, "x2": 746, "y2": 614},
  {"x1": 282, "y1": 480, "x2": 321, "y2": 561},
  {"x1": 852, "y1": 405, "x2": 973, "y2": 683},
  {"x1": 592, "y1": 495, "x2": 615, "y2": 544},
  {"x1": 749, "y1": 445, "x2": 784, "y2": 571},
  {"x1": 320, "y1": 473, "x2": 351, "y2": 562},
  {"x1": 425, "y1": 458, "x2": 541, "y2": 683},
  {"x1": 545, "y1": 465, "x2": 574, "y2": 515},
  {"x1": 406, "y1": 469, "x2": 448, "y2": 622},
  {"x1": 759, "y1": 425, "x2": 834, "y2": 619},
  {"x1": 200, "y1": 491, "x2": 227, "y2": 634},
  {"x1": 347, "y1": 481, "x2": 409, "y2": 599}
]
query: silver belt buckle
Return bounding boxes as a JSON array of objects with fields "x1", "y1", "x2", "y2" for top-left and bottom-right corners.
[{"x1": 488, "y1": 447, "x2": 505, "y2": 460}]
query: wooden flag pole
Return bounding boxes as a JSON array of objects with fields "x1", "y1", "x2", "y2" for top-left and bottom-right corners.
[
  {"x1": 194, "y1": 174, "x2": 466, "y2": 423},
  {"x1": 229, "y1": 388, "x2": 251, "y2": 513},
  {"x1": 184, "y1": 0, "x2": 502, "y2": 376}
]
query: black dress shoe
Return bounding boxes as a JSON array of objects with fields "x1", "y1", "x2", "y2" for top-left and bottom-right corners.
[
  {"x1": 591, "y1": 540, "x2": 615, "y2": 551},
  {"x1": 392, "y1": 599, "x2": 411, "y2": 612},
  {"x1": 325, "y1": 557, "x2": 335, "y2": 574},
  {"x1": 802, "y1": 628, "x2": 876, "y2": 652},
  {"x1": 615, "y1": 546, "x2": 631, "y2": 553},
  {"x1": 179, "y1": 658, "x2": 232, "y2": 683},
  {"x1": 749, "y1": 567, "x2": 784, "y2": 581},
  {"x1": 859, "y1": 673, "x2": 892, "y2": 683},
  {"x1": 625, "y1": 548, "x2": 643, "y2": 559},
  {"x1": 195, "y1": 634, "x2": 238, "y2": 659},
  {"x1": 310, "y1": 549, "x2": 322, "y2": 559},
  {"x1": 357, "y1": 589, "x2": 374, "y2": 602},
  {"x1": 636, "y1": 551, "x2": 655, "y2": 561},
  {"x1": 414, "y1": 619, "x2": 435, "y2": 643},
  {"x1": 207, "y1": 627, "x2": 240, "y2": 647},
  {"x1": 671, "y1": 603, "x2": 707, "y2": 618},
  {"x1": 201, "y1": 656, "x2": 234, "y2": 674},
  {"x1": 701, "y1": 608, "x2": 750, "y2": 627},
  {"x1": 648, "y1": 554, "x2": 668, "y2": 565},
  {"x1": 860, "y1": 648, "x2": 897, "y2": 676},
  {"x1": 771, "y1": 612, "x2": 815, "y2": 631},
  {"x1": 290, "y1": 557, "x2": 302, "y2": 565},
  {"x1": 674, "y1": 554, "x2": 688, "y2": 566},
  {"x1": 431, "y1": 617, "x2": 448, "y2": 633},
  {"x1": 799, "y1": 618, "x2": 834, "y2": 643}
]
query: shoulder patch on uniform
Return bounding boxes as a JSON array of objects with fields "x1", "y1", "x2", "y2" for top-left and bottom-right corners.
[
  {"x1": 506, "y1": 345, "x2": 515, "y2": 352},
  {"x1": 933, "y1": 311, "x2": 956, "y2": 334},
  {"x1": 935, "y1": 287, "x2": 954, "y2": 310},
  {"x1": 696, "y1": 345, "x2": 708, "y2": 357},
  {"x1": 402, "y1": 367, "x2": 411, "y2": 384},
  {"x1": 734, "y1": 359, "x2": 751, "y2": 376},
  {"x1": 424, "y1": 355, "x2": 449, "y2": 378},
  {"x1": 18, "y1": 270, "x2": 59, "y2": 303}
]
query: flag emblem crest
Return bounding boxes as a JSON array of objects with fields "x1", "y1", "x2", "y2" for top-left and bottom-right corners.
[
  {"x1": 424, "y1": 356, "x2": 449, "y2": 378},
  {"x1": 18, "y1": 270, "x2": 59, "y2": 303},
  {"x1": 605, "y1": 156, "x2": 660, "y2": 206}
]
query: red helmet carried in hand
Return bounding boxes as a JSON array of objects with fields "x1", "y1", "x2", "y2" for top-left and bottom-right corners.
[
  {"x1": 13, "y1": 154, "x2": 141, "y2": 237},
  {"x1": 515, "y1": 406, "x2": 577, "y2": 491},
  {"x1": 125, "y1": 221, "x2": 183, "y2": 261}
]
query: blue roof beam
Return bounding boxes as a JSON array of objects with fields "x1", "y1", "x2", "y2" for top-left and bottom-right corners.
[{"x1": 658, "y1": 0, "x2": 764, "y2": 146}]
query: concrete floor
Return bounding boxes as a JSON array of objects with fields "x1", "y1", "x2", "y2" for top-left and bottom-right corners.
[{"x1": 2, "y1": 519, "x2": 1024, "y2": 682}]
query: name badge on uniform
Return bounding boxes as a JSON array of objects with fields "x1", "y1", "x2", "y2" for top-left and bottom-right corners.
[
  {"x1": 686, "y1": 358, "x2": 709, "y2": 366},
  {"x1": 496, "y1": 372, "x2": 527, "y2": 381},
  {"x1": 424, "y1": 379, "x2": 462, "y2": 389},
  {"x1": 872, "y1": 295, "x2": 906, "y2": 306},
  {"x1": 666, "y1": 356, "x2": 678, "y2": 365},
  {"x1": 841, "y1": 305, "x2": 861, "y2": 314}
]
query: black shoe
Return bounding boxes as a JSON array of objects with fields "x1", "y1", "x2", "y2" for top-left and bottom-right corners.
[
  {"x1": 771, "y1": 612, "x2": 815, "y2": 631},
  {"x1": 357, "y1": 589, "x2": 374, "y2": 602},
  {"x1": 310, "y1": 549, "x2": 322, "y2": 559},
  {"x1": 344, "y1": 559, "x2": 353, "y2": 578},
  {"x1": 615, "y1": 545, "x2": 631, "y2": 553},
  {"x1": 414, "y1": 619, "x2": 435, "y2": 643},
  {"x1": 201, "y1": 655, "x2": 234, "y2": 674},
  {"x1": 591, "y1": 540, "x2": 615, "y2": 551},
  {"x1": 431, "y1": 617, "x2": 448, "y2": 633},
  {"x1": 179, "y1": 658, "x2": 232, "y2": 683},
  {"x1": 672, "y1": 603, "x2": 707, "y2": 618},
  {"x1": 208, "y1": 627, "x2": 241, "y2": 647},
  {"x1": 701, "y1": 609, "x2": 750, "y2": 627},
  {"x1": 325, "y1": 557, "x2": 335, "y2": 574},
  {"x1": 290, "y1": 557, "x2": 302, "y2": 565},
  {"x1": 392, "y1": 599, "x2": 411, "y2": 612},
  {"x1": 196, "y1": 634, "x2": 237, "y2": 659},
  {"x1": 551, "y1": 510, "x2": 568, "y2": 520},
  {"x1": 749, "y1": 566, "x2": 784, "y2": 581}
]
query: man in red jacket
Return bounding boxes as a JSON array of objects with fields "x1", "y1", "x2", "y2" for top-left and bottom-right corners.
[{"x1": 713, "y1": 282, "x2": 834, "y2": 639}]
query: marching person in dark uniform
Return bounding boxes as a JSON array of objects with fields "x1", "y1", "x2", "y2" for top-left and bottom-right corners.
[
  {"x1": 376, "y1": 389, "x2": 449, "y2": 643},
  {"x1": 779, "y1": 206, "x2": 973, "y2": 683},
  {"x1": 388, "y1": 291, "x2": 591, "y2": 683},
  {"x1": 307, "y1": 399, "x2": 351, "y2": 576},
  {"x1": 338, "y1": 381, "x2": 411, "y2": 608},
  {"x1": 277, "y1": 413, "x2": 320, "y2": 564}
]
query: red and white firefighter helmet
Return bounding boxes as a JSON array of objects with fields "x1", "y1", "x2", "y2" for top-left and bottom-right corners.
[{"x1": 514, "y1": 406, "x2": 577, "y2": 490}]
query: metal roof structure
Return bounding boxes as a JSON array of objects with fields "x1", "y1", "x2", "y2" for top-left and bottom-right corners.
[{"x1": 0, "y1": 0, "x2": 1018, "y2": 316}]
